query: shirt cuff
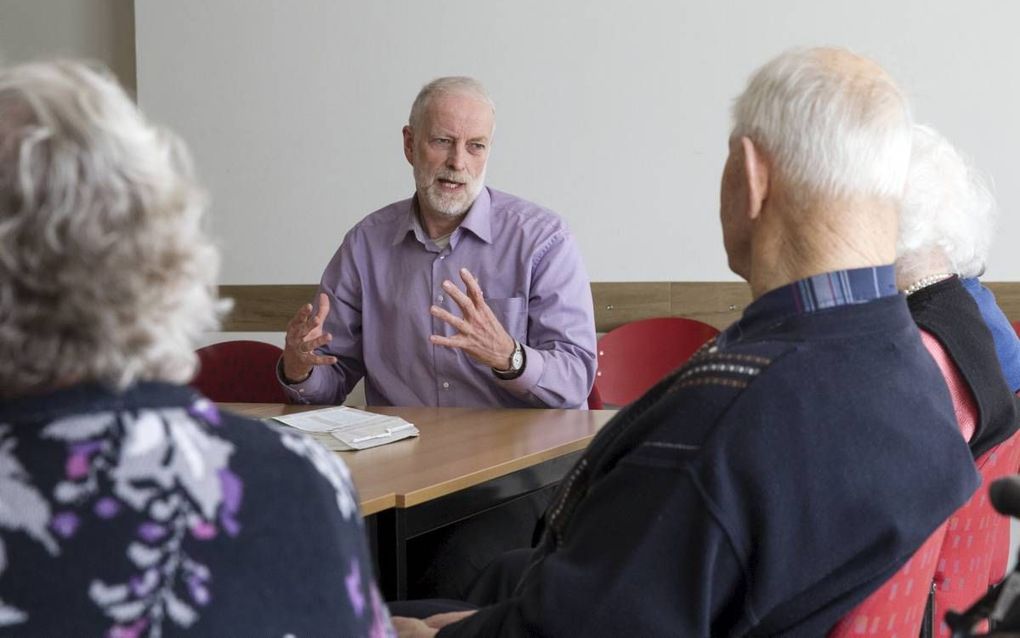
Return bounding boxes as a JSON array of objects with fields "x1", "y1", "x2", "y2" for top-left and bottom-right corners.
[
  {"x1": 276, "y1": 358, "x2": 325, "y2": 404},
  {"x1": 493, "y1": 343, "x2": 544, "y2": 396}
]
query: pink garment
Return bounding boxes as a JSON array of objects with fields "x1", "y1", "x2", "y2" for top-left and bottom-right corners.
[
  {"x1": 920, "y1": 328, "x2": 1020, "y2": 636},
  {"x1": 920, "y1": 329, "x2": 977, "y2": 443}
]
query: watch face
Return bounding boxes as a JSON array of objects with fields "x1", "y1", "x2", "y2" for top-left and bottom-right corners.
[{"x1": 511, "y1": 349, "x2": 524, "y2": 371}]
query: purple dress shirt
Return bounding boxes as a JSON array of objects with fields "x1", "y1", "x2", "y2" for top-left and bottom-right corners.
[{"x1": 280, "y1": 187, "x2": 597, "y2": 409}]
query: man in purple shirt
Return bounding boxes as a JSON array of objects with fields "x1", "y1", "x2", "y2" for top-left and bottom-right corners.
[
  {"x1": 277, "y1": 76, "x2": 597, "y2": 600},
  {"x1": 278, "y1": 76, "x2": 596, "y2": 410}
]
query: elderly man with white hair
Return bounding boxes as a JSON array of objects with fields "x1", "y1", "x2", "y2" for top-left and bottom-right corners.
[
  {"x1": 393, "y1": 47, "x2": 978, "y2": 638},
  {"x1": 0, "y1": 60, "x2": 392, "y2": 636},
  {"x1": 279, "y1": 76, "x2": 596, "y2": 410},
  {"x1": 896, "y1": 124, "x2": 1018, "y2": 458}
]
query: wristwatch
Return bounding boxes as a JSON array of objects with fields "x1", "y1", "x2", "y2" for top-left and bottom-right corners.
[{"x1": 493, "y1": 340, "x2": 526, "y2": 380}]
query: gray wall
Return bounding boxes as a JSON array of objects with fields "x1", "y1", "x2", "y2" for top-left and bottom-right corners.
[
  {"x1": 135, "y1": 1, "x2": 1020, "y2": 285},
  {"x1": 0, "y1": 0, "x2": 135, "y2": 94}
]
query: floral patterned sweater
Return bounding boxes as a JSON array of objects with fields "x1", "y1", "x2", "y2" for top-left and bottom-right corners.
[{"x1": 0, "y1": 382, "x2": 393, "y2": 637}]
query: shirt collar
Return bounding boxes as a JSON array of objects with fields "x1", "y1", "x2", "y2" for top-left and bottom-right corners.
[
  {"x1": 457, "y1": 187, "x2": 493, "y2": 244},
  {"x1": 718, "y1": 265, "x2": 898, "y2": 346},
  {"x1": 391, "y1": 187, "x2": 494, "y2": 247}
]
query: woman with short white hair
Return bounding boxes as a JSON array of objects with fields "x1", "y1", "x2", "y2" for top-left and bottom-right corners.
[
  {"x1": 897, "y1": 124, "x2": 1020, "y2": 394},
  {"x1": 896, "y1": 123, "x2": 1017, "y2": 455},
  {"x1": 0, "y1": 60, "x2": 391, "y2": 636}
]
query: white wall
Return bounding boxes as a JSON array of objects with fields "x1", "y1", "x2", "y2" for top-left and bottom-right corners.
[
  {"x1": 141, "y1": 3, "x2": 1020, "y2": 284},
  {"x1": 0, "y1": 0, "x2": 135, "y2": 94}
]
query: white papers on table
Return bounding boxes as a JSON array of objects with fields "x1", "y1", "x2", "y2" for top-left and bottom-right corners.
[{"x1": 271, "y1": 406, "x2": 419, "y2": 450}]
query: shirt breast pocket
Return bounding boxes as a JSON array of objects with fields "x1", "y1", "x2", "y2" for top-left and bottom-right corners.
[{"x1": 486, "y1": 296, "x2": 527, "y2": 341}]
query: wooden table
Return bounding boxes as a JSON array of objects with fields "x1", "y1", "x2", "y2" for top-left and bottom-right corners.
[{"x1": 222, "y1": 404, "x2": 617, "y2": 598}]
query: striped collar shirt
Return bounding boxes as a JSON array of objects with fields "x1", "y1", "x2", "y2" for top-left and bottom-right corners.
[{"x1": 718, "y1": 265, "x2": 898, "y2": 347}]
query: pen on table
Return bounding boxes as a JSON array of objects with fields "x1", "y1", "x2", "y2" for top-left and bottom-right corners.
[{"x1": 350, "y1": 424, "x2": 416, "y2": 443}]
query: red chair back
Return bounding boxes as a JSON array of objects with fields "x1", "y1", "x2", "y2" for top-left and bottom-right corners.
[
  {"x1": 1013, "y1": 321, "x2": 1020, "y2": 338},
  {"x1": 191, "y1": 340, "x2": 288, "y2": 403},
  {"x1": 932, "y1": 432, "x2": 1020, "y2": 637},
  {"x1": 594, "y1": 317, "x2": 719, "y2": 407},
  {"x1": 827, "y1": 522, "x2": 948, "y2": 638},
  {"x1": 587, "y1": 384, "x2": 604, "y2": 410}
]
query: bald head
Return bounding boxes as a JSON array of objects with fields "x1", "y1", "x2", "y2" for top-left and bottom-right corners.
[{"x1": 732, "y1": 47, "x2": 912, "y2": 203}]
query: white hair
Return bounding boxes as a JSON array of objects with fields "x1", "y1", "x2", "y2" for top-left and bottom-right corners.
[
  {"x1": 0, "y1": 60, "x2": 226, "y2": 398},
  {"x1": 897, "y1": 124, "x2": 997, "y2": 281},
  {"x1": 732, "y1": 47, "x2": 913, "y2": 202},
  {"x1": 408, "y1": 76, "x2": 495, "y2": 130}
]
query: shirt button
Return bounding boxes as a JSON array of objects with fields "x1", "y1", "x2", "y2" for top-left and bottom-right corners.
[
  {"x1": 438, "y1": 294, "x2": 444, "y2": 302},
  {"x1": 440, "y1": 255, "x2": 446, "y2": 260},
  {"x1": 442, "y1": 382, "x2": 450, "y2": 389}
]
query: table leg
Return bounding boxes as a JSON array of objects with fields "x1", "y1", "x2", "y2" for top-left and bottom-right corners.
[{"x1": 373, "y1": 507, "x2": 409, "y2": 601}]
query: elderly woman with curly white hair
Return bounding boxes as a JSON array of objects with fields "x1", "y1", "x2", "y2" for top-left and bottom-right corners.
[
  {"x1": 896, "y1": 124, "x2": 1018, "y2": 458},
  {"x1": 894, "y1": 122, "x2": 1020, "y2": 638},
  {"x1": 0, "y1": 60, "x2": 392, "y2": 637}
]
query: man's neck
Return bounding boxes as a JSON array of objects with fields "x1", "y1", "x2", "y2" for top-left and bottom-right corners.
[
  {"x1": 895, "y1": 250, "x2": 954, "y2": 291},
  {"x1": 747, "y1": 195, "x2": 898, "y2": 299},
  {"x1": 417, "y1": 203, "x2": 466, "y2": 240}
]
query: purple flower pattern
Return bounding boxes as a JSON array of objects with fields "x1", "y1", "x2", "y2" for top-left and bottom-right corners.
[
  {"x1": 275, "y1": 425, "x2": 395, "y2": 635},
  {"x1": 2, "y1": 396, "x2": 395, "y2": 636},
  {"x1": 0, "y1": 426, "x2": 58, "y2": 627},
  {"x1": 346, "y1": 559, "x2": 366, "y2": 616},
  {"x1": 40, "y1": 400, "x2": 242, "y2": 636}
]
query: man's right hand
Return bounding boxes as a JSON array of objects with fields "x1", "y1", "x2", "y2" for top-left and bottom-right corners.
[{"x1": 282, "y1": 292, "x2": 338, "y2": 383}]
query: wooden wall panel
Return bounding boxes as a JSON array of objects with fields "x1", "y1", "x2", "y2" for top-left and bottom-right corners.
[
  {"x1": 220, "y1": 284, "x2": 317, "y2": 332},
  {"x1": 590, "y1": 282, "x2": 671, "y2": 332},
  {"x1": 668, "y1": 282, "x2": 752, "y2": 330},
  {"x1": 219, "y1": 282, "x2": 1020, "y2": 333},
  {"x1": 985, "y1": 283, "x2": 1020, "y2": 326}
]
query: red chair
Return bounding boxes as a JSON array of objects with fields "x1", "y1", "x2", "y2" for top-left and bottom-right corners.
[
  {"x1": 587, "y1": 384, "x2": 604, "y2": 410},
  {"x1": 932, "y1": 432, "x2": 1020, "y2": 637},
  {"x1": 594, "y1": 317, "x2": 719, "y2": 407},
  {"x1": 1013, "y1": 321, "x2": 1020, "y2": 338},
  {"x1": 191, "y1": 340, "x2": 288, "y2": 403},
  {"x1": 828, "y1": 522, "x2": 949, "y2": 638}
]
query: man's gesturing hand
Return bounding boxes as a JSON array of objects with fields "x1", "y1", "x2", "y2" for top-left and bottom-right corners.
[
  {"x1": 282, "y1": 292, "x2": 338, "y2": 383},
  {"x1": 430, "y1": 268, "x2": 516, "y2": 370}
]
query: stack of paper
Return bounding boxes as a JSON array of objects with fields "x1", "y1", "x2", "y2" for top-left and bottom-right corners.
[{"x1": 272, "y1": 406, "x2": 419, "y2": 451}]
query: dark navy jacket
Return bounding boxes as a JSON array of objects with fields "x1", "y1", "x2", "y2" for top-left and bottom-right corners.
[{"x1": 440, "y1": 267, "x2": 978, "y2": 637}]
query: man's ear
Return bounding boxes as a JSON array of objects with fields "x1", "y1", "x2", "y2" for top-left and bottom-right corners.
[
  {"x1": 740, "y1": 136, "x2": 769, "y2": 220},
  {"x1": 402, "y1": 126, "x2": 415, "y2": 165}
]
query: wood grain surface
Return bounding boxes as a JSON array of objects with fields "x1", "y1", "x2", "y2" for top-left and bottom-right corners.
[{"x1": 221, "y1": 403, "x2": 617, "y2": 515}]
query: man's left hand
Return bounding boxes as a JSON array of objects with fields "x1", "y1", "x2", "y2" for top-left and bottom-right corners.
[
  {"x1": 392, "y1": 617, "x2": 438, "y2": 638},
  {"x1": 393, "y1": 611, "x2": 476, "y2": 637},
  {"x1": 430, "y1": 268, "x2": 516, "y2": 370}
]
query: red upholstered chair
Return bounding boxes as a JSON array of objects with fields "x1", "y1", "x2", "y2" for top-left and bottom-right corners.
[
  {"x1": 191, "y1": 340, "x2": 288, "y2": 403},
  {"x1": 594, "y1": 317, "x2": 719, "y2": 407},
  {"x1": 1013, "y1": 321, "x2": 1020, "y2": 338},
  {"x1": 932, "y1": 432, "x2": 1020, "y2": 637},
  {"x1": 827, "y1": 522, "x2": 949, "y2": 638},
  {"x1": 587, "y1": 384, "x2": 604, "y2": 410}
]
